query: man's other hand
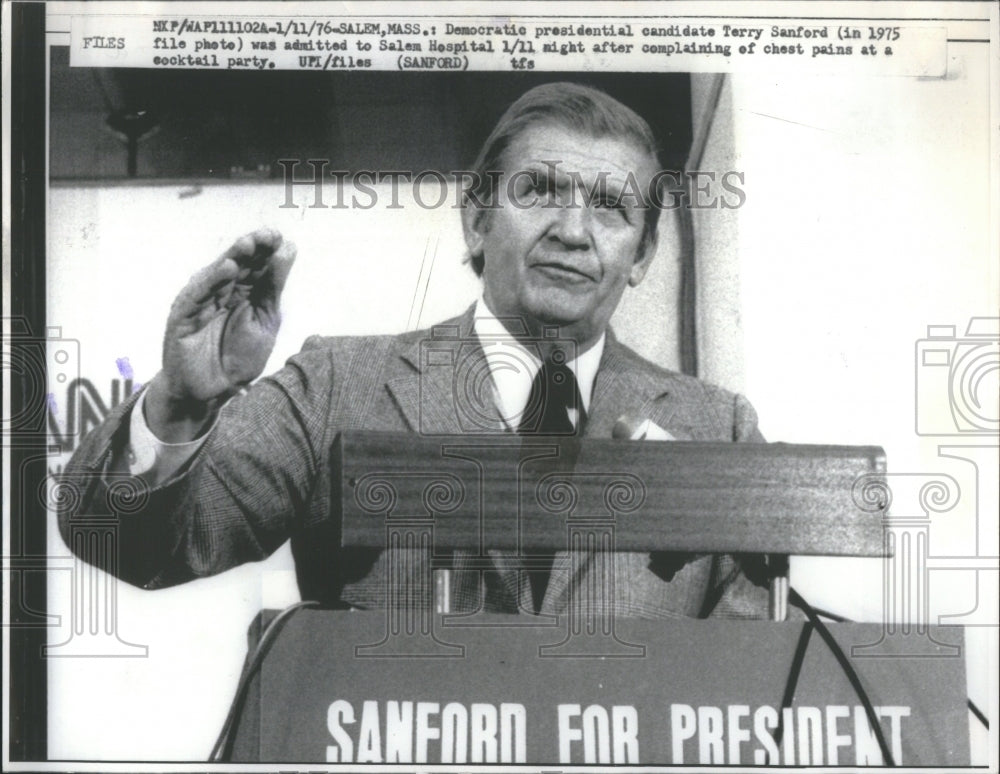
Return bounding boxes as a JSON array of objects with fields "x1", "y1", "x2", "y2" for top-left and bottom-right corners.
[{"x1": 146, "y1": 228, "x2": 296, "y2": 441}]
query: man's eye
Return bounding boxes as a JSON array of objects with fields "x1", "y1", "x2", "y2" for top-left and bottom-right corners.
[
  {"x1": 593, "y1": 195, "x2": 631, "y2": 220},
  {"x1": 533, "y1": 177, "x2": 557, "y2": 197}
]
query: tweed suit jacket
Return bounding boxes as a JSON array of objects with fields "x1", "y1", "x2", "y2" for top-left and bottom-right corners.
[{"x1": 59, "y1": 304, "x2": 770, "y2": 619}]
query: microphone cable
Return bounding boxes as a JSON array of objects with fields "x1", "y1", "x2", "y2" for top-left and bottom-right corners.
[
  {"x1": 784, "y1": 587, "x2": 896, "y2": 765},
  {"x1": 794, "y1": 596, "x2": 990, "y2": 732},
  {"x1": 209, "y1": 600, "x2": 320, "y2": 762},
  {"x1": 773, "y1": 620, "x2": 813, "y2": 753}
]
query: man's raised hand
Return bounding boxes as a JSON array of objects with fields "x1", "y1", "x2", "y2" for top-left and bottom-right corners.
[{"x1": 146, "y1": 229, "x2": 296, "y2": 440}]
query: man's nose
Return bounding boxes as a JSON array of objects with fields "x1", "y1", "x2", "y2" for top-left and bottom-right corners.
[{"x1": 547, "y1": 201, "x2": 592, "y2": 249}]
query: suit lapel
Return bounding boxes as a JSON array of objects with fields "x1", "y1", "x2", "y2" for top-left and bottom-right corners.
[
  {"x1": 585, "y1": 332, "x2": 683, "y2": 439},
  {"x1": 385, "y1": 362, "x2": 458, "y2": 435},
  {"x1": 383, "y1": 305, "x2": 523, "y2": 608},
  {"x1": 385, "y1": 304, "x2": 507, "y2": 435}
]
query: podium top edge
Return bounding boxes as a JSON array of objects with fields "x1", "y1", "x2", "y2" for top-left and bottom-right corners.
[{"x1": 334, "y1": 430, "x2": 886, "y2": 459}]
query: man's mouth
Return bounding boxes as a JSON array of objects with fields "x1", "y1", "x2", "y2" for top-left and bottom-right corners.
[{"x1": 530, "y1": 261, "x2": 596, "y2": 283}]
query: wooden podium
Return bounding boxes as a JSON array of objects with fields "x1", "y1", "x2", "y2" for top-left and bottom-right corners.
[{"x1": 223, "y1": 432, "x2": 970, "y2": 765}]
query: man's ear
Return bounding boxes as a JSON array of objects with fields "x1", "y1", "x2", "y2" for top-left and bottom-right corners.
[
  {"x1": 461, "y1": 203, "x2": 488, "y2": 259},
  {"x1": 628, "y1": 234, "x2": 658, "y2": 287}
]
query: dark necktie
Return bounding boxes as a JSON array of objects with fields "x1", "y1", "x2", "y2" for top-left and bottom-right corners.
[{"x1": 517, "y1": 357, "x2": 586, "y2": 612}]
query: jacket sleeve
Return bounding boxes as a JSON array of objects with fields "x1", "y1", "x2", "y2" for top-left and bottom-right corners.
[{"x1": 57, "y1": 343, "x2": 340, "y2": 589}]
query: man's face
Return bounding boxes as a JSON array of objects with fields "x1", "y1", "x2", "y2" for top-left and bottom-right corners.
[{"x1": 467, "y1": 123, "x2": 658, "y2": 350}]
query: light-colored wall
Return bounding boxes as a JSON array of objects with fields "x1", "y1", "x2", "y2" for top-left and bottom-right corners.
[
  {"x1": 690, "y1": 74, "x2": 747, "y2": 392},
  {"x1": 694, "y1": 51, "x2": 995, "y2": 762}
]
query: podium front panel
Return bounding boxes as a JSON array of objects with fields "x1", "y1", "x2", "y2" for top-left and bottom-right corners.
[{"x1": 229, "y1": 610, "x2": 968, "y2": 765}]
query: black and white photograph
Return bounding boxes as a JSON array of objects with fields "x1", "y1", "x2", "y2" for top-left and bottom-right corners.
[{"x1": 3, "y1": 0, "x2": 998, "y2": 769}]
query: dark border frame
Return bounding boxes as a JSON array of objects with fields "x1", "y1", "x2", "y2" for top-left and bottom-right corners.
[{"x1": 9, "y1": 0, "x2": 49, "y2": 761}]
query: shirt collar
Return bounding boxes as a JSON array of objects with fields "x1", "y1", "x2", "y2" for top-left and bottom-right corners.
[{"x1": 472, "y1": 296, "x2": 604, "y2": 429}]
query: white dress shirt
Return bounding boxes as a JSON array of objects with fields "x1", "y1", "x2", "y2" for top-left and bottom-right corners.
[{"x1": 471, "y1": 297, "x2": 603, "y2": 430}]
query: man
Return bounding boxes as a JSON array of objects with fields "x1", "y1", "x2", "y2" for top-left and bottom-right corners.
[{"x1": 60, "y1": 82, "x2": 768, "y2": 618}]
